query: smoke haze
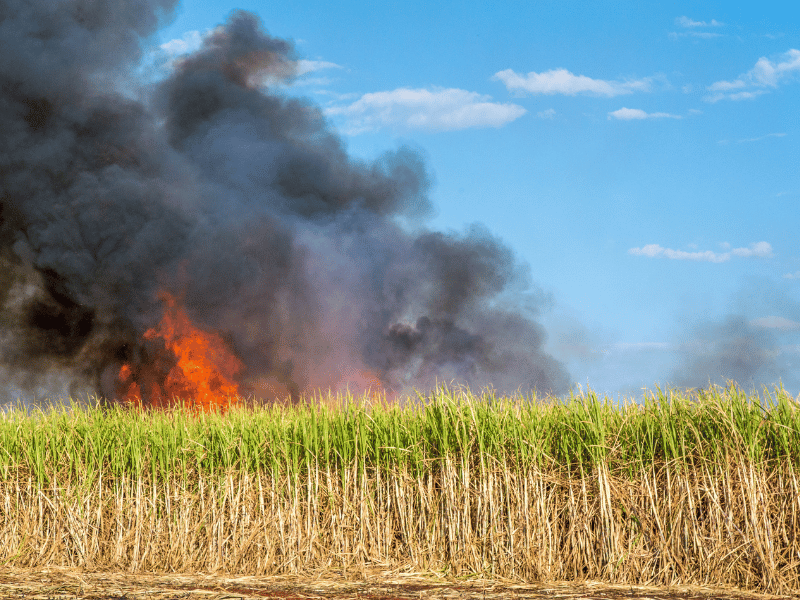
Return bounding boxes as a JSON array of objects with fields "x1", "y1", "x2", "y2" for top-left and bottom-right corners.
[
  {"x1": 671, "y1": 316, "x2": 780, "y2": 390},
  {"x1": 670, "y1": 278, "x2": 800, "y2": 393},
  {"x1": 0, "y1": 1, "x2": 570, "y2": 406}
]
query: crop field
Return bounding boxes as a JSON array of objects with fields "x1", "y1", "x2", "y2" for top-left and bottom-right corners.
[{"x1": 0, "y1": 385, "x2": 799, "y2": 596}]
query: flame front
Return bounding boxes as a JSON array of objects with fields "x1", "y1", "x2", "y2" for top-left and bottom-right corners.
[{"x1": 120, "y1": 292, "x2": 243, "y2": 411}]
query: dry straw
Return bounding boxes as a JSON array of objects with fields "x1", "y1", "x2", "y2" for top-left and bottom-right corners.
[{"x1": 0, "y1": 384, "x2": 798, "y2": 594}]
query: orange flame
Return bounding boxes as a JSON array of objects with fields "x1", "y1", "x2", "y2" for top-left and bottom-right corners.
[{"x1": 120, "y1": 292, "x2": 243, "y2": 411}]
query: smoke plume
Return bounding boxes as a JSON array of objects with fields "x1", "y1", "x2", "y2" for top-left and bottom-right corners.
[
  {"x1": 670, "y1": 279, "x2": 800, "y2": 393},
  {"x1": 671, "y1": 316, "x2": 780, "y2": 390},
  {"x1": 0, "y1": 1, "x2": 569, "y2": 405}
]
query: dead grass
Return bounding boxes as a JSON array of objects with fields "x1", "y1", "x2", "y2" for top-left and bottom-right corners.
[
  {"x1": 0, "y1": 567, "x2": 796, "y2": 600},
  {"x1": 0, "y1": 386, "x2": 798, "y2": 595},
  {"x1": 1, "y1": 459, "x2": 798, "y2": 594}
]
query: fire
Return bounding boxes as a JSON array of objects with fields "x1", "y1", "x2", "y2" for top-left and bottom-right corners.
[{"x1": 119, "y1": 292, "x2": 243, "y2": 411}]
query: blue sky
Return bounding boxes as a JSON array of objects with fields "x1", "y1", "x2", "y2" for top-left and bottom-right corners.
[{"x1": 146, "y1": 1, "x2": 800, "y2": 397}]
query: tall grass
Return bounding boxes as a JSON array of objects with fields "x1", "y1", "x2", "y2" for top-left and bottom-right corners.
[{"x1": 0, "y1": 385, "x2": 798, "y2": 593}]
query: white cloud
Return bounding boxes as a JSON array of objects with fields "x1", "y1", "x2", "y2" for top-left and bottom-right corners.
[
  {"x1": 676, "y1": 16, "x2": 724, "y2": 28},
  {"x1": 295, "y1": 59, "x2": 343, "y2": 76},
  {"x1": 160, "y1": 30, "x2": 204, "y2": 57},
  {"x1": 493, "y1": 68, "x2": 653, "y2": 97},
  {"x1": 708, "y1": 79, "x2": 747, "y2": 92},
  {"x1": 677, "y1": 16, "x2": 703, "y2": 27},
  {"x1": 750, "y1": 316, "x2": 800, "y2": 330},
  {"x1": 325, "y1": 87, "x2": 527, "y2": 134},
  {"x1": 670, "y1": 16, "x2": 724, "y2": 40},
  {"x1": 291, "y1": 76, "x2": 336, "y2": 88},
  {"x1": 724, "y1": 90, "x2": 769, "y2": 101},
  {"x1": 783, "y1": 271, "x2": 800, "y2": 280},
  {"x1": 629, "y1": 241, "x2": 773, "y2": 263},
  {"x1": 138, "y1": 30, "x2": 208, "y2": 81},
  {"x1": 705, "y1": 49, "x2": 800, "y2": 102},
  {"x1": 670, "y1": 31, "x2": 723, "y2": 40},
  {"x1": 609, "y1": 108, "x2": 648, "y2": 120},
  {"x1": 284, "y1": 61, "x2": 344, "y2": 88},
  {"x1": 737, "y1": 132, "x2": 787, "y2": 143},
  {"x1": 608, "y1": 107, "x2": 682, "y2": 120},
  {"x1": 537, "y1": 108, "x2": 556, "y2": 119},
  {"x1": 312, "y1": 90, "x2": 359, "y2": 100},
  {"x1": 730, "y1": 241, "x2": 774, "y2": 257}
]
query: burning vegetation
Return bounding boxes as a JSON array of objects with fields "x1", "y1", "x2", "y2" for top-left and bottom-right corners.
[
  {"x1": 118, "y1": 292, "x2": 243, "y2": 410},
  {"x1": 0, "y1": 0, "x2": 570, "y2": 408}
]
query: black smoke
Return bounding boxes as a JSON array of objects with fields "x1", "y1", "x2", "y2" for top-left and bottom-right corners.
[{"x1": 0, "y1": 1, "x2": 569, "y2": 405}]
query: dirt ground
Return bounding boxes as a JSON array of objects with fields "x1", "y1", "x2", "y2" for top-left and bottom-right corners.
[{"x1": 0, "y1": 568, "x2": 795, "y2": 600}]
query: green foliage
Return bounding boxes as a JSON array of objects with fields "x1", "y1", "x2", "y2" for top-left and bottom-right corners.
[{"x1": 1, "y1": 384, "x2": 799, "y2": 486}]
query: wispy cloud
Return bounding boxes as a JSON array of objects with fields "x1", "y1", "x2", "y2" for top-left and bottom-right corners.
[
  {"x1": 325, "y1": 87, "x2": 526, "y2": 134},
  {"x1": 669, "y1": 16, "x2": 725, "y2": 39},
  {"x1": 739, "y1": 132, "x2": 787, "y2": 143},
  {"x1": 784, "y1": 271, "x2": 800, "y2": 280},
  {"x1": 718, "y1": 132, "x2": 787, "y2": 145},
  {"x1": 493, "y1": 68, "x2": 653, "y2": 97},
  {"x1": 629, "y1": 241, "x2": 773, "y2": 263},
  {"x1": 608, "y1": 107, "x2": 681, "y2": 120},
  {"x1": 537, "y1": 108, "x2": 556, "y2": 119},
  {"x1": 676, "y1": 16, "x2": 724, "y2": 28},
  {"x1": 705, "y1": 49, "x2": 800, "y2": 102},
  {"x1": 750, "y1": 316, "x2": 800, "y2": 330},
  {"x1": 295, "y1": 59, "x2": 343, "y2": 76},
  {"x1": 287, "y1": 60, "x2": 345, "y2": 88},
  {"x1": 670, "y1": 31, "x2": 723, "y2": 40}
]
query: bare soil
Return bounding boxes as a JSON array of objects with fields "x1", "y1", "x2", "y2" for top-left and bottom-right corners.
[{"x1": 0, "y1": 568, "x2": 794, "y2": 600}]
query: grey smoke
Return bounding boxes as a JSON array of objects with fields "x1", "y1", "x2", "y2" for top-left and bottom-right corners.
[
  {"x1": 670, "y1": 278, "x2": 800, "y2": 393},
  {"x1": 671, "y1": 316, "x2": 780, "y2": 390},
  {"x1": 0, "y1": 2, "x2": 570, "y2": 405}
]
